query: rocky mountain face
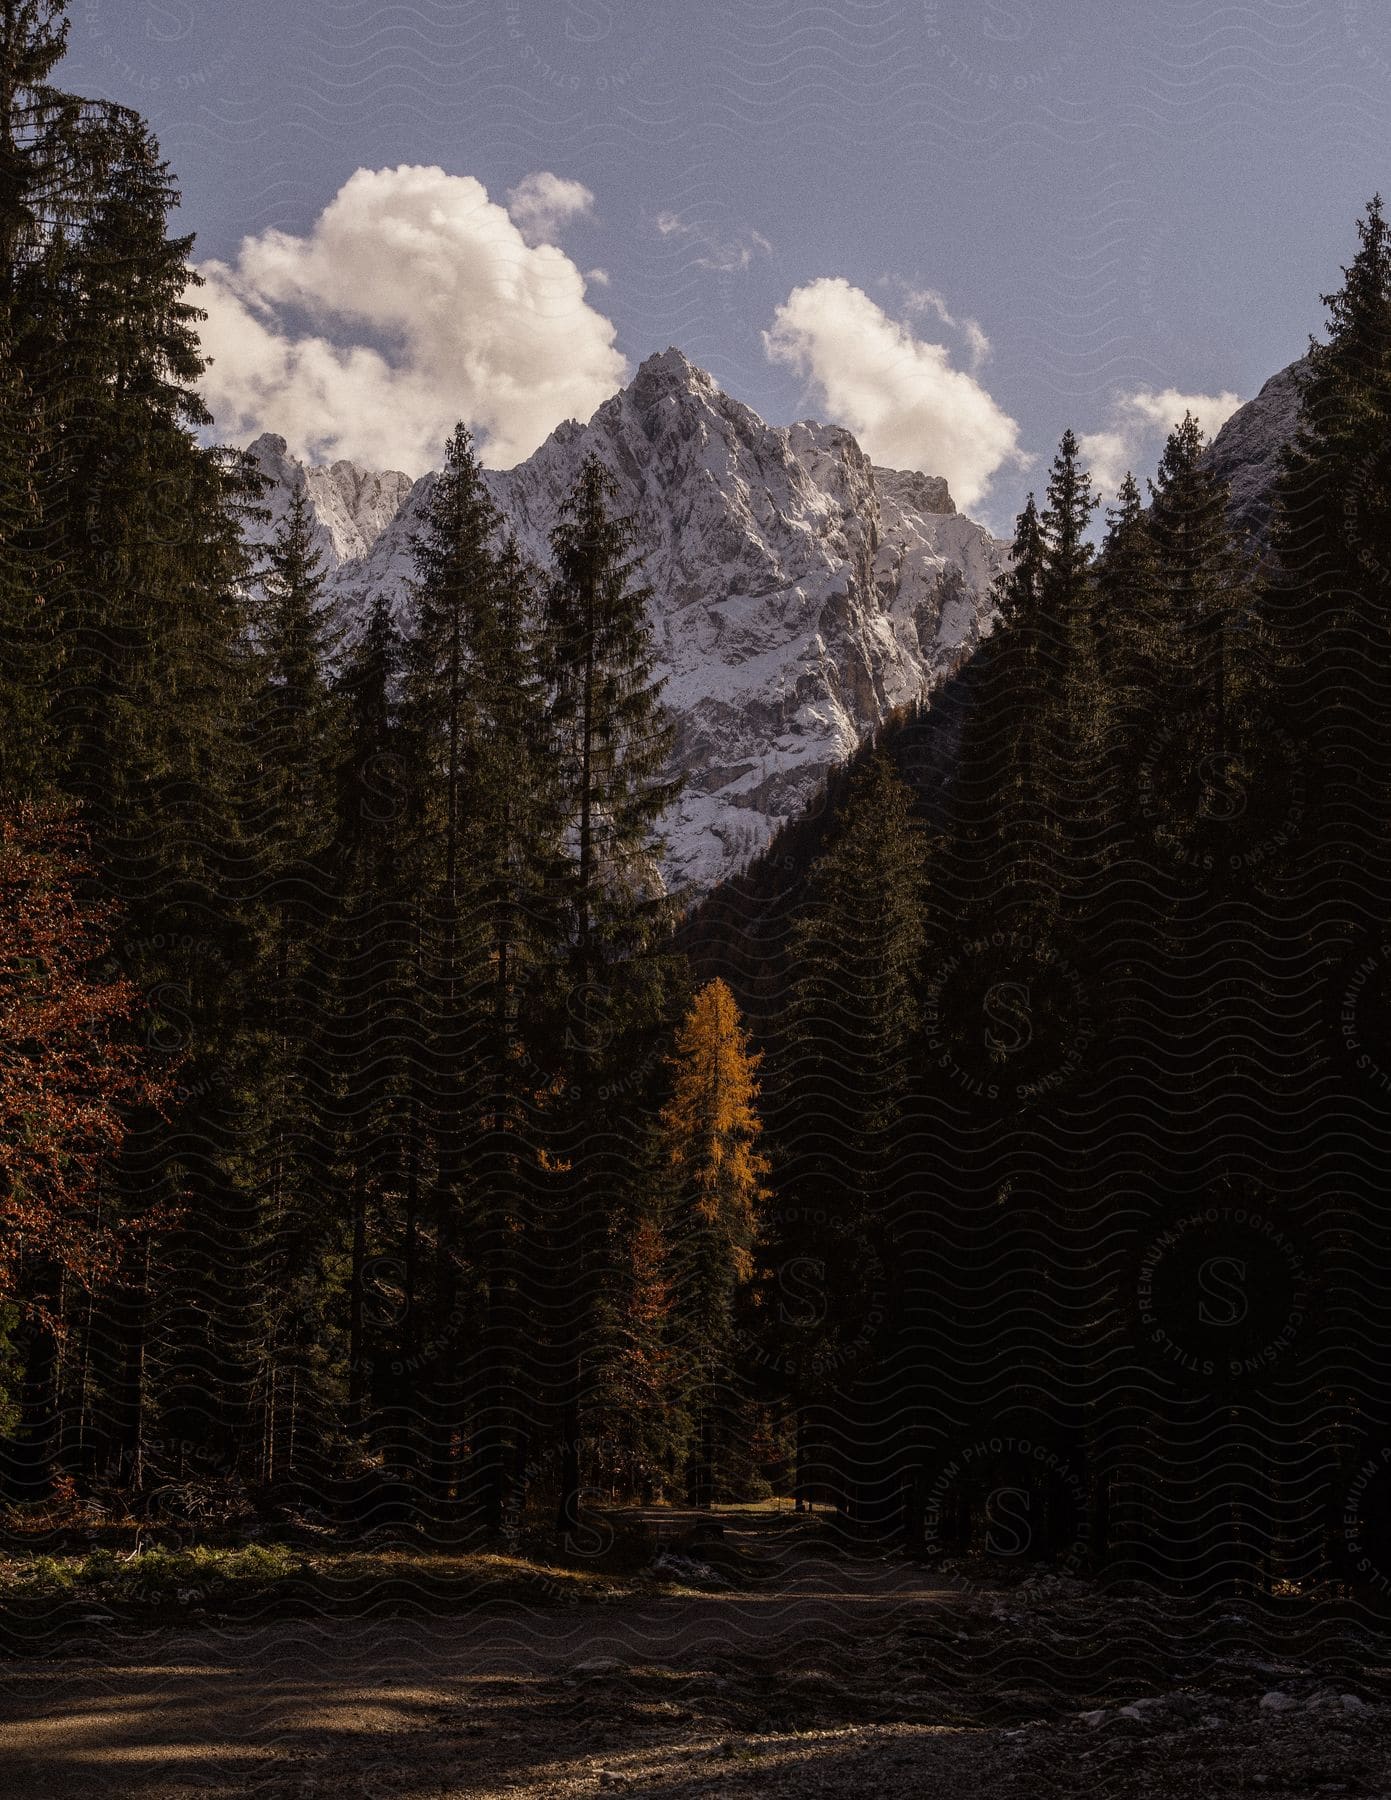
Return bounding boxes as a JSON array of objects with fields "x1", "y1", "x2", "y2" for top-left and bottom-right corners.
[
  {"x1": 245, "y1": 348, "x2": 1009, "y2": 891},
  {"x1": 1203, "y1": 356, "x2": 1308, "y2": 544},
  {"x1": 247, "y1": 433, "x2": 414, "y2": 574}
]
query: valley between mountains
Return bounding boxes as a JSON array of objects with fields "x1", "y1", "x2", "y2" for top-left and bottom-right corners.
[{"x1": 245, "y1": 346, "x2": 1297, "y2": 893}]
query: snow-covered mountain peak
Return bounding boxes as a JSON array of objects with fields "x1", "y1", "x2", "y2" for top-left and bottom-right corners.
[
  {"x1": 244, "y1": 353, "x2": 1009, "y2": 891},
  {"x1": 631, "y1": 344, "x2": 717, "y2": 395},
  {"x1": 247, "y1": 433, "x2": 413, "y2": 572}
]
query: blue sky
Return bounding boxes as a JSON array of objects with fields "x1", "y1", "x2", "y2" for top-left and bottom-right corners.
[{"x1": 61, "y1": 0, "x2": 1391, "y2": 532}]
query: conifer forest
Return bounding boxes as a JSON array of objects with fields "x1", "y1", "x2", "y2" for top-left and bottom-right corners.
[{"x1": 4, "y1": 5, "x2": 1391, "y2": 1796}]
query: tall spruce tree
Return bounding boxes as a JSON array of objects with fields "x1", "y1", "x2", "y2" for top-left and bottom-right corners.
[
  {"x1": 783, "y1": 752, "x2": 928, "y2": 1155},
  {"x1": 244, "y1": 487, "x2": 343, "y2": 1480},
  {"x1": 1094, "y1": 471, "x2": 1156, "y2": 719},
  {"x1": 399, "y1": 422, "x2": 506, "y2": 1501},
  {"x1": 0, "y1": 1, "x2": 52, "y2": 791},
  {"x1": 1138, "y1": 414, "x2": 1264, "y2": 880},
  {"x1": 0, "y1": 3, "x2": 262, "y2": 1490},
  {"x1": 0, "y1": 2, "x2": 84, "y2": 269},
  {"x1": 995, "y1": 491, "x2": 1045, "y2": 628},
  {"x1": 1264, "y1": 200, "x2": 1391, "y2": 1555},
  {"x1": 459, "y1": 534, "x2": 558, "y2": 1533},
  {"x1": 1040, "y1": 432, "x2": 1098, "y2": 607},
  {"x1": 323, "y1": 593, "x2": 417, "y2": 1443},
  {"x1": 964, "y1": 490, "x2": 1048, "y2": 893},
  {"x1": 774, "y1": 751, "x2": 928, "y2": 1523},
  {"x1": 1035, "y1": 430, "x2": 1101, "y2": 912},
  {"x1": 1272, "y1": 194, "x2": 1391, "y2": 865},
  {"x1": 932, "y1": 462, "x2": 1090, "y2": 1085},
  {"x1": 539, "y1": 451, "x2": 679, "y2": 1540},
  {"x1": 0, "y1": 305, "x2": 44, "y2": 794}
]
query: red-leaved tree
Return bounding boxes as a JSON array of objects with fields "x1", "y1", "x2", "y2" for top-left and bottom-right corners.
[{"x1": 0, "y1": 804, "x2": 174, "y2": 1320}]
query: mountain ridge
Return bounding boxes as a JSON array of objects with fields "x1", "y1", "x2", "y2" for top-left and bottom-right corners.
[
  {"x1": 246, "y1": 347, "x2": 1009, "y2": 890},
  {"x1": 243, "y1": 349, "x2": 1311, "y2": 890}
]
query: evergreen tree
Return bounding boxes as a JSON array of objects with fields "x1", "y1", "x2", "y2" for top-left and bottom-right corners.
[
  {"x1": 1261, "y1": 199, "x2": 1391, "y2": 1556},
  {"x1": 1040, "y1": 431, "x2": 1099, "y2": 612},
  {"x1": 1035, "y1": 430, "x2": 1101, "y2": 909},
  {"x1": 323, "y1": 594, "x2": 415, "y2": 1440},
  {"x1": 0, "y1": 3, "x2": 263, "y2": 1488},
  {"x1": 249, "y1": 485, "x2": 340, "y2": 973},
  {"x1": 0, "y1": 4, "x2": 53, "y2": 789},
  {"x1": 538, "y1": 451, "x2": 679, "y2": 1540},
  {"x1": 784, "y1": 753, "x2": 928, "y2": 1153},
  {"x1": 398, "y1": 422, "x2": 506, "y2": 1500},
  {"x1": 774, "y1": 752, "x2": 927, "y2": 1523},
  {"x1": 1094, "y1": 471, "x2": 1156, "y2": 715},
  {"x1": 0, "y1": 2, "x2": 95, "y2": 350},
  {"x1": 932, "y1": 461, "x2": 1089, "y2": 1045},
  {"x1": 243, "y1": 487, "x2": 343, "y2": 1480},
  {"x1": 1086, "y1": 470, "x2": 1158, "y2": 905},
  {"x1": 1272, "y1": 194, "x2": 1391, "y2": 862},
  {"x1": 461, "y1": 535, "x2": 559, "y2": 1533},
  {"x1": 0, "y1": 305, "x2": 45, "y2": 794},
  {"x1": 1139, "y1": 414, "x2": 1264, "y2": 878},
  {"x1": 995, "y1": 491, "x2": 1045, "y2": 629},
  {"x1": 961, "y1": 489, "x2": 1050, "y2": 897},
  {"x1": 541, "y1": 453, "x2": 679, "y2": 989},
  {"x1": 334, "y1": 593, "x2": 403, "y2": 863},
  {"x1": 405, "y1": 423, "x2": 503, "y2": 934},
  {"x1": 1149, "y1": 417, "x2": 1248, "y2": 691}
]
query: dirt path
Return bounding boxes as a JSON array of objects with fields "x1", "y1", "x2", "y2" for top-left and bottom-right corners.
[
  {"x1": 0, "y1": 1513, "x2": 959, "y2": 1798},
  {"x1": 3, "y1": 1513, "x2": 1390, "y2": 1798}
]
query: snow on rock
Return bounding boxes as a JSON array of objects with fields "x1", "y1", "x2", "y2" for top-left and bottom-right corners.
[
  {"x1": 245, "y1": 348, "x2": 1009, "y2": 892},
  {"x1": 245, "y1": 433, "x2": 414, "y2": 574}
]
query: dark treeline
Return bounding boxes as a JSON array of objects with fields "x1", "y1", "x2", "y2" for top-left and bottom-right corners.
[
  {"x1": 4, "y1": 2, "x2": 1391, "y2": 1595},
  {"x1": 689, "y1": 201, "x2": 1391, "y2": 1591},
  {"x1": 0, "y1": 1, "x2": 769, "y2": 1543}
]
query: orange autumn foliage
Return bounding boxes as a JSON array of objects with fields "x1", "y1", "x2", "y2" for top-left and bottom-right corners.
[
  {"x1": 659, "y1": 977, "x2": 770, "y2": 1283},
  {"x1": 0, "y1": 804, "x2": 175, "y2": 1310}
]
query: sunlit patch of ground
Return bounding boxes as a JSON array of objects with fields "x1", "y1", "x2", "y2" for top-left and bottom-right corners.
[{"x1": 2, "y1": 1514, "x2": 1390, "y2": 1797}]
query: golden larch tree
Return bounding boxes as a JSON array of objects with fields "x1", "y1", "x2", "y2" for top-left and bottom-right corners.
[{"x1": 658, "y1": 977, "x2": 770, "y2": 1506}]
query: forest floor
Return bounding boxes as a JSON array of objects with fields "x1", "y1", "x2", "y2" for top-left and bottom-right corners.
[{"x1": 1, "y1": 1507, "x2": 1390, "y2": 1798}]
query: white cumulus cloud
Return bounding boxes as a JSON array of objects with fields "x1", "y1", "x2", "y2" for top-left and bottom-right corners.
[
  {"x1": 1080, "y1": 387, "x2": 1243, "y2": 499},
  {"x1": 505, "y1": 170, "x2": 595, "y2": 245},
  {"x1": 1127, "y1": 387, "x2": 1243, "y2": 433},
  {"x1": 763, "y1": 277, "x2": 1024, "y2": 510},
  {"x1": 195, "y1": 165, "x2": 627, "y2": 474}
]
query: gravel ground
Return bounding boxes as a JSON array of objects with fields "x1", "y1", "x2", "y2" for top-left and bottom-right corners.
[{"x1": 2, "y1": 1513, "x2": 1389, "y2": 1798}]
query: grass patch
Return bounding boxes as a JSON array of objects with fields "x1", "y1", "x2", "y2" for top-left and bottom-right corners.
[
  {"x1": 0, "y1": 1504, "x2": 786, "y2": 1652},
  {"x1": 2, "y1": 1540, "x2": 300, "y2": 1604},
  {"x1": 0, "y1": 1530, "x2": 678, "y2": 1653}
]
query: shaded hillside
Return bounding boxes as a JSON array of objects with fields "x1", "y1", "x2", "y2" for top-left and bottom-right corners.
[{"x1": 1203, "y1": 358, "x2": 1308, "y2": 546}]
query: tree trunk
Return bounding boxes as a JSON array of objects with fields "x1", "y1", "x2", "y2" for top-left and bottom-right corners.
[
  {"x1": 348, "y1": 1171, "x2": 366, "y2": 1433},
  {"x1": 2, "y1": 1285, "x2": 60, "y2": 1503}
]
